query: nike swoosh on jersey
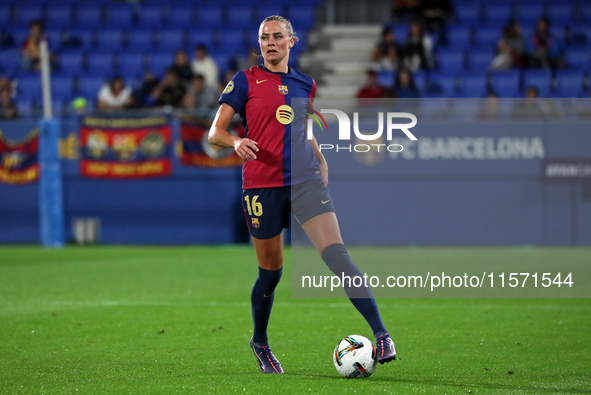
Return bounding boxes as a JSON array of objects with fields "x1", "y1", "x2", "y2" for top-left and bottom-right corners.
[
  {"x1": 321, "y1": 200, "x2": 330, "y2": 204},
  {"x1": 256, "y1": 79, "x2": 268, "y2": 84}
]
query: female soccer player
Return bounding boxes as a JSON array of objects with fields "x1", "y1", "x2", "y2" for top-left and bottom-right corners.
[{"x1": 208, "y1": 15, "x2": 396, "y2": 374}]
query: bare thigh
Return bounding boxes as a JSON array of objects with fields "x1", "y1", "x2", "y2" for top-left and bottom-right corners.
[
  {"x1": 301, "y1": 212, "x2": 344, "y2": 255},
  {"x1": 252, "y1": 233, "x2": 284, "y2": 270}
]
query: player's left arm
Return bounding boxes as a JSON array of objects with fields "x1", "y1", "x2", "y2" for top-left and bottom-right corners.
[{"x1": 306, "y1": 115, "x2": 328, "y2": 187}]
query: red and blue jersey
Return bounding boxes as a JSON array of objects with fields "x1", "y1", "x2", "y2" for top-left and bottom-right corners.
[{"x1": 219, "y1": 64, "x2": 321, "y2": 189}]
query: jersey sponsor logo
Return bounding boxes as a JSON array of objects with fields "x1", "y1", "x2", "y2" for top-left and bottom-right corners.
[
  {"x1": 278, "y1": 85, "x2": 288, "y2": 95},
  {"x1": 223, "y1": 81, "x2": 234, "y2": 94},
  {"x1": 276, "y1": 105, "x2": 294, "y2": 125},
  {"x1": 256, "y1": 79, "x2": 268, "y2": 84},
  {"x1": 251, "y1": 217, "x2": 260, "y2": 228}
]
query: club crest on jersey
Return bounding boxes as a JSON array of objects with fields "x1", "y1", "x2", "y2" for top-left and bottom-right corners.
[
  {"x1": 251, "y1": 218, "x2": 260, "y2": 228},
  {"x1": 278, "y1": 85, "x2": 288, "y2": 95},
  {"x1": 276, "y1": 105, "x2": 294, "y2": 125}
]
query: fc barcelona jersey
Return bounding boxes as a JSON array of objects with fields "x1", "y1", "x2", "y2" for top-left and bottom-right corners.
[{"x1": 219, "y1": 64, "x2": 322, "y2": 189}]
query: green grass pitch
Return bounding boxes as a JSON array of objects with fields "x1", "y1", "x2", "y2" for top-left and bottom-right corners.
[{"x1": 1, "y1": 245, "x2": 590, "y2": 394}]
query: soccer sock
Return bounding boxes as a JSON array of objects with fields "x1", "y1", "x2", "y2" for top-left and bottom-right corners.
[
  {"x1": 321, "y1": 243, "x2": 387, "y2": 336},
  {"x1": 251, "y1": 266, "x2": 282, "y2": 344}
]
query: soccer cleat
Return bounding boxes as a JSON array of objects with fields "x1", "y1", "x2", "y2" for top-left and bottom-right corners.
[
  {"x1": 376, "y1": 333, "x2": 396, "y2": 364},
  {"x1": 250, "y1": 337, "x2": 284, "y2": 374}
]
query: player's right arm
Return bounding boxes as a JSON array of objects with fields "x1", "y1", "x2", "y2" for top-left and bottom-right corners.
[{"x1": 208, "y1": 103, "x2": 259, "y2": 161}]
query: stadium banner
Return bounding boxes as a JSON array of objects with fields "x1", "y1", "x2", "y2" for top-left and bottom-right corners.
[
  {"x1": 0, "y1": 128, "x2": 39, "y2": 185},
  {"x1": 542, "y1": 159, "x2": 591, "y2": 180},
  {"x1": 79, "y1": 115, "x2": 172, "y2": 179},
  {"x1": 180, "y1": 120, "x2": 244, "y2": 167}
]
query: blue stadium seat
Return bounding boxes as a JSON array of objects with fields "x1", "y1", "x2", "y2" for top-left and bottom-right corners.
[
  {"x1": 156, "y1": 29, "x2": 185, "y2": 49},
  {"x1": 188, "y1": 29, "x2": 216, "y2": 48},
  {"x1": 482, "y1": 3, "x2": 513, "y2": 24},
  {"x1": 96, "y1": 28, "x2": 125, "y2": 50},
  {"x1": 137, "y1": 5, "x2": 164, "y2": 27},
  {"x1": 127, "y1": 29, "x2": 154, "y2": 51},
  {"x1": 118, "y1": 52, "x2": 145, "y2": 77},
  {"x1": 196, "y1": 5, "x2": 223, "y2": 27},
  {"x1": 18, "y1": 74, "x2": 42, "y2": 100},
  {"x1": 428, "y1": 72, "x2": 456, "y2": 97},
  {"x1": 522, "y1": 70, "x2": 553, "y2": 97},
  {"x1": 45, "y1": 28, "x2": 64, "y2": 49},
  {"x1": 490, "y1": 71, "x2": 521, "y2": 97},
  {"x1": 227, "y1": 5, "x2": 255, "y2": 27},
  {"x1": 473, "y1": 25, "x2": 501, "y2": 48},
  {"x1": 218, "y1": 29, "x2": 246, "y2": 53},
  {"x1": 46, "y1": 5, "x2": 73, "y2": 27},
  {"x1": 86, "y1": 52, "x2": 114, "y2": 74},
  {"x1": 210, "y1": 51, "x2": 233, "y2": 76},
  {"x1": 105, "y1": 4, "x2": 135, "y2": 27},
  {"x1": 546, "y1": 3, "x2": 574, "y2": 24},
  {"x1": 75, "y1": 4, "x2": 104, "y2": 27},
  {"x1": 0, "y1": 50, "x2": 21, "y2": 76},
  {"x1": 0, "y1": 5, "x2": 12, "y2": 26},
  {"x1": 14, "y1": 4, "x2": 44, "y2": 26},
  {"x1": 437, "y1": 48, "x2": 465, "y2": 73},
  {"x1": 58, "y1": 50, "x2": 84, "y2": 74},
  {"x1": 554, "y1": 70, "x2": 586, "y2": 97},
  {"x1": 167, "y1": 5, "x2": 194, "y2": 27},
  {"x1": 16, "y1": 98, "x2": 35, "y2": 116},
  {"x1": 458, "y1": 73, "x2": 488, "y2": 97},
  {"x1": 9, "y1": 27, "x2": 30, "y2": 48},
  {"x1": 515, "y1": 1, "x2": 545, "y2": 24},
  {"x1": 455, "y1": 2, "x2": 480, "y2": 23},
  {"x1": 391, "y1": 24, "x2": 410, "y2": 42},
  {"x1": 581, "y1": 3, "x2": 591, "y2": 22},
  {"x1": 466, "y1": 48, "x2": 493, "y2": 72},
  {"x1": 288, "y1": 5, "x2": 316, "y2": 29},
  {"x1": 147, "y1": 51, "x2": 174, "y2": 76},
  {"x1": 446, "y1": 24, "x2": 472, "y2": 48},
  {"x1": 78, "y1": 75, "x2": 106, "y2": 99},
  {"x1": 565, "y1": 46, "x2": 591, "y2": 69},
  {"x1": 63, "y1": 28, "x2": 94, "y2": 49},
  {"x1": 51, "y1": 74, "x2": 75, "y2": 101},
  {"x1": 569, "y1": 25, "x2": 591, "y2": 45},
  {"x1": 377, "y1": 71, "x2": 394, "y2": 88},
  {"x1": 413, "y1": 71, "x2": 427, "y2": 92},
  {"x1": 256, "y1": 5, "x2": 285, "y2": 22}
]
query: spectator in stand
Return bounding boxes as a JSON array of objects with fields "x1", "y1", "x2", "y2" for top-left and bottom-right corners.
[
  {"x1": 97, "y1": 76, "x2": 133, "y2": 110},
  {"x1": 182, "y1": 73, "x2": 218, "y2": 118},
  {"x1": 512, "y1": 86, "x2": 544, "y2": 118},
  {"x1": 131, "y1": 71, "x2": 160, "y2": 108},
  {"x1": 149, "y1": 67, "x2": 186, "y2": 108},
  {"x1": 170, "y1": 50, "x2": 194, "y2": 84},
  {"x1": 501, "y1": 20, "x2": 526, "y2": 68},
  {"x1": 391, "y1": 0, "x2": 421, "y2": 22},
  {"x1": 191, "y1": 44, "x2": 220, "y2": 90},
  {"x1": 403, "y1": 20, "x2": 433, "y2": 72},
  {"x1": 21, "y1": 20, "x2": 46, "y2": 71},
  {"x1": 527, "y1": 17, "x2": 562, "y2": 69},
  {"x1": 491, "y1": 40, "x2": 514, "y2": 70},
  {"x1": 0, "y1": 86, "x2": 18, "y2": 119},
  {"x1": 420, "y1": 0, "x2": 454, "y2": 45},
  {"x1": 393, "y1": 68, "x2": 420, "y2": 98},
  {"x1": 371, "y1": 28, "x2": 401, "y2": 71},
  {"x1": 477, "y1": 92, "x2": 500, "y2": 120},
  {"x1": 356, "y1": 69, "x2": 388, "y2": 106}
]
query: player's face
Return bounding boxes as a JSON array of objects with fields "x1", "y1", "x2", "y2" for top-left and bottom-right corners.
[{"x1": 259, "y1": 21, "x2": 294, "y2": 65}]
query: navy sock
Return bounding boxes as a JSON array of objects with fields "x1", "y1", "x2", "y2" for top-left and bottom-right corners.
[
  {"x1": 251, "y1": 267, "x2": 282, "y2": 343},
  {"x1": 321, "y1": 244, "x2": 387, "y2": 336}
]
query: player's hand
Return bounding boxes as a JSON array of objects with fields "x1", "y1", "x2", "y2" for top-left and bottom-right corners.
[
  {"x1": 319, "y1": 160, "x2": 328, "y2": 186},
  {"x1": 234, "y1": 138, "x2": 259, "y2": 161}
]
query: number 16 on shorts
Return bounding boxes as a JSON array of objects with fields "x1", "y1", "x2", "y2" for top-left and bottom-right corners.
[{"x1": 242, "y1": 187, "x2": 291, "y2": 239}]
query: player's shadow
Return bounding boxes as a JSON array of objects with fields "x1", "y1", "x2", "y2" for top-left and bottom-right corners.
[{"x1": 286, "y1": 372, "x2": 591, "y2": 393}]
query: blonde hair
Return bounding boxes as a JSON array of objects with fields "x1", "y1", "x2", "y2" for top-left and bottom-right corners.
[{"x1": 259, "y1": 15, "x2": 300, "y2": 43}]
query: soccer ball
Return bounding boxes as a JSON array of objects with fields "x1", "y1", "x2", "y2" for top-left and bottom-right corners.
[{"x1": 333, "y1": 335, "x2": 377, "y2": 378}]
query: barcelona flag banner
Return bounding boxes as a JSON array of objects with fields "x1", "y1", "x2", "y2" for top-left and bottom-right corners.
[
  {"x1": 0, "y1": 129, "x2": 39, "y2": 185},
  {"x1": 80, "y1": 115, "x2": 172, "y2": 179},
  {"x1": 180, "y1": 120, "x2": 244, "y2": 167}
]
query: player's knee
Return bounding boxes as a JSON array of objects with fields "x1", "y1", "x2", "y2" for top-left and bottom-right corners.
[{"x1": 321, "y1": 243, "x2": 351, "y2": 273}]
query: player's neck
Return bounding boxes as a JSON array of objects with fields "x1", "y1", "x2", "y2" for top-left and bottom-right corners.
[{"x1": 264, "y1": 60, "x2": 289, "y2": 74}]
